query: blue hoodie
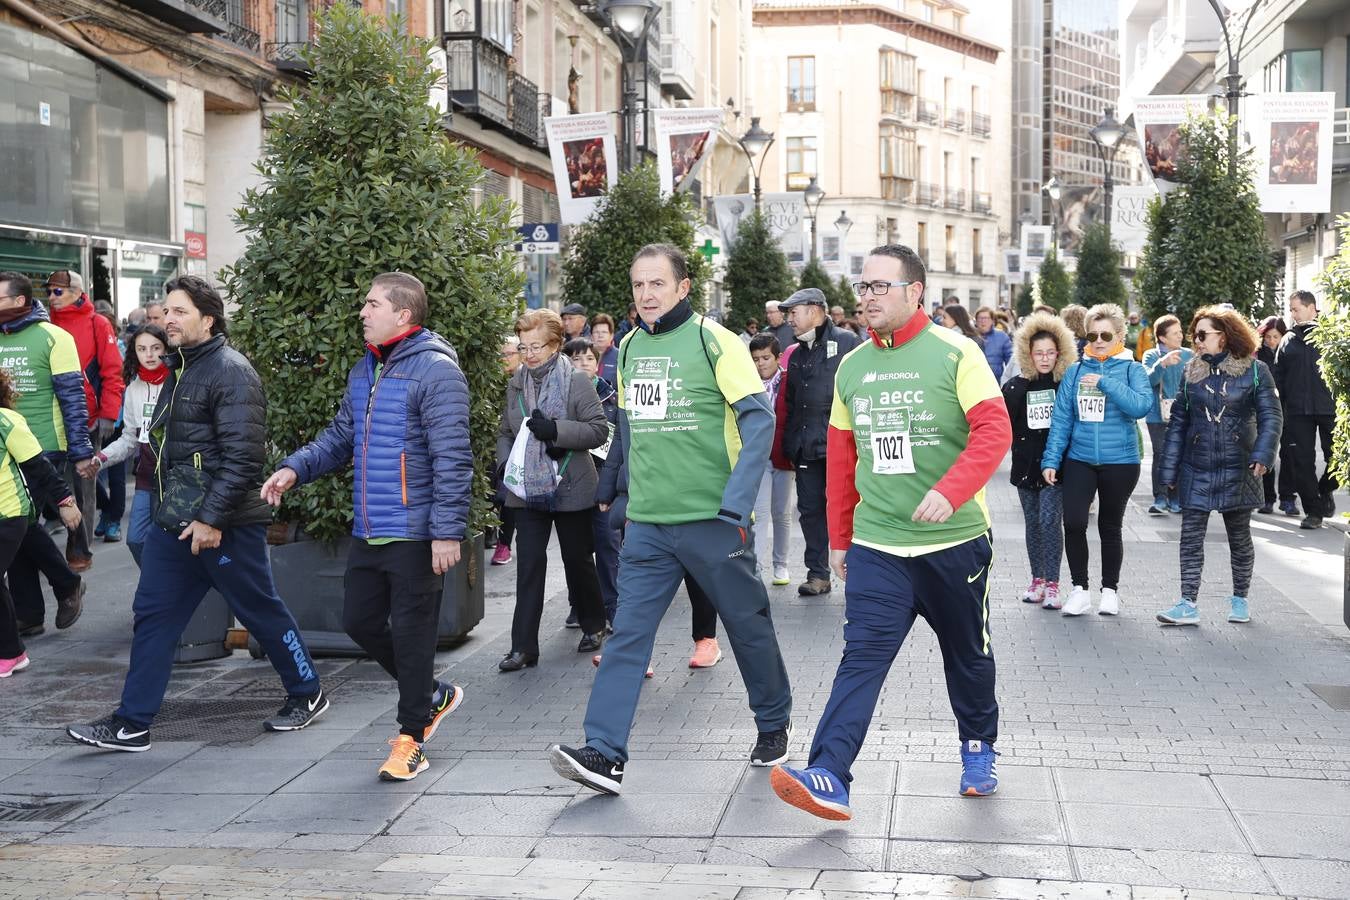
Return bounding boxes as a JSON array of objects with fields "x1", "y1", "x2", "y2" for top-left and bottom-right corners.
[{"x1": 1041, "y1": 352, "x2": 1152, "y2": 469}]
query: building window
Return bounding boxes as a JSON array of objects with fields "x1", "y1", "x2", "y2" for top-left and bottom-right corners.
[
  {"x1": 880, "y1": 124, "x2": 916, "y2": 188},
  {"x1": 917, "y1": 222, "x2": 929, "y2": 266},
  {"x1": 1265, "y1": 49, "x2": 1323, "y2": 92},
  {"x1": 972, "y1": 228, "x2": 982, "y2": 274},
  {"x1": 788, "y1": 56, "x2": 815, "y2": 109},
  {"x1": 880, "y1": 48, "x2": 916, "y2": 94},
  {"x1": 945, "y1": 224, "x2": 956, "y2": 272},
  {"x1": 786, "y1": 136, "x2": 817, "y2": 189}
]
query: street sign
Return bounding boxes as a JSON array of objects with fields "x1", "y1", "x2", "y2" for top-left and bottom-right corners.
[{"x1": 516, "y1": 223, "x2": 560, "y2": 255}]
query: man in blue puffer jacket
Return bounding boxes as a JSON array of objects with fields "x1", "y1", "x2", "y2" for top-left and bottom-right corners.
[
  {"x1": 262, "y1": 273, "x2": 471, "y2": 783},
  {"x1": 1040, "y1": 303, "x2": 1152, "y2": 618}
]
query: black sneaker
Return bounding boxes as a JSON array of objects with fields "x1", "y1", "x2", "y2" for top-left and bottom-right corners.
[
  {"x1": 1322, "y1": 491, "x2": 1336, "y2": 517},
  {"x1": 67, "y1": 714, "x2": 150, "y2": 752},
  {"x1": 55, "y1": 579, "x2": 85, "y2": 630},
  {"x1": 750, "y1": 725, "x2": 792, "y2": 766},
  {"x1": 564, "y1": 609, "x2": 580, "y2": 629},
  {"x1": 17, "y1": 621, "x2": 43, "y2": 638},
  {"x1": 750, "y1": 723, "x2": 788, "y2": 766},
  {"x1": 421, "y1": 682, "x2": 464, "y2": 743},
  {"x1": 577, "y1": 631, "x2": 605, "y2": 653},
  {"x1": 263, "y1": 689, "x2": 330, "y2": 731},
  {"x1": 1301, "y1": 515, "x2": 1324, "y2": 530},
  {"x1": 548, "y1": 743, "x2": 623, "y2": 794}
]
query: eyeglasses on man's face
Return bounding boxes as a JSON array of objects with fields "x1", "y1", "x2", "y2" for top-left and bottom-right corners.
[{"x1": 851, "y1": 280, "x2": 914, "y2": 297}]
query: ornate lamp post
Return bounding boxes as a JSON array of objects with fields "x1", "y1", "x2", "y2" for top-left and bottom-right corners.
[
  {"x1": 1042, "y1": 175, "x2": 1063, "y2": 253},
  {"x1": 803, "y1": 176, "x2": 825, "y2": 261},
  {"x1": 1089, "y1": 107, "x2": 1125, "y2": 240},
  {"x1": 601, "y1": 0, "x2": 658, "y2": 172},
  {"x1": 735, "y1": 116, "x2": 775, "y2": 211}
]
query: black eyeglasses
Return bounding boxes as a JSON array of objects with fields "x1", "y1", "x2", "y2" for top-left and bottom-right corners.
[
  {"x1": 1193, "y1": 329, "x2": 1218, "y2": 341},
  {"x1": 852, "y1": 280, "x2": 914, "y2": 297},
  {"x1": 1084, "y1": 331, "x2": 1115, "y2": 343}
]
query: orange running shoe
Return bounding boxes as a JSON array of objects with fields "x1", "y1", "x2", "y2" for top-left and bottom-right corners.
[
  {"x1": 378, "y1": 735, "x2": 428, "y2": 782},
  {"x1": 689, "y1": 637, "x2": 722, "y2": 668}
]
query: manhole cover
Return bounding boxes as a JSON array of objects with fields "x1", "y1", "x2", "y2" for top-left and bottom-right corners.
[
  {"x1": 153, "y1": 698, "x2": 287, "y2": 744},
  {"x1": 0, "y1": 799, "x2": 88, "y2": 822},
  {"x1": 1307, "y1": 684, "x2": 1350, "y2": 711}
]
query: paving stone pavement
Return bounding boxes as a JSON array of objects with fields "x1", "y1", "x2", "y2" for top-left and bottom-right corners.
[{"x1": 1, "y1": 457, "x2": 1347, "y2": 898}]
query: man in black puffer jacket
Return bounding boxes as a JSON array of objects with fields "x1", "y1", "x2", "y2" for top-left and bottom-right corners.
[
  {"x1": 1273, "y1": 290, "x2": 1337, "y2": 528},
  {"x1": 67, "y1": 276, "x2": 326, "y2": 753}
]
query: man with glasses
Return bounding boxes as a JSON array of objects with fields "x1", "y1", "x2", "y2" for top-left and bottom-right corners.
[
  {"x1": 1274, "y1": 290, "x2": 1336, "y2": 529},
  {"x1": 769, "y1": 245, "x2": 1012, "y2": 821},
  {"x1": 46, "y1": 271, "x2": 125, "y2": 572},
  {"x1": 0, "y1": 272, "x2": 93, "y2": 635},
  {"x1": 778, "y1": 288, "x2": 861, "y2": 596}
]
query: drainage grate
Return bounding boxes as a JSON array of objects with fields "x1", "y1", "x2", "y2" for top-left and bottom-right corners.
[
  {"x1": 152, "y1": 697, "x2": 288, "y2": 744},
  {"x1": 0, "y1": 799, "x2": 88, "y2": 822},
  {"x1": 1307, "y1": 684, "x2": 1350, "y2": 711}
]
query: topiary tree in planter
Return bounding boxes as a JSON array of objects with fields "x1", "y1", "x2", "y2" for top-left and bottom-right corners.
[
  {"x1": 1314, "y1": 212, "x2": 1350, "y2": 488},
  {"x1": 798, "y1": 257, "x2": 834, "y2": 301},
  {"x1": 1072, "y1": 222, "x2": 1127, "y2": 309},
  {"x1": 1035, "y1": 248, "x2": 1073, "y2": 311},
  {"x1": 226, "y1": 3, "x2": 521, "y2": 545},
  {"x1": 560, "y1": 163, "x2": 707, "y2": 321},
  {"x1": 1015, "y1": 281, "x2": 1035, "y2": 317},
  {"x1": 724, "y1": 211, "x2": 795, "y2": 333}
]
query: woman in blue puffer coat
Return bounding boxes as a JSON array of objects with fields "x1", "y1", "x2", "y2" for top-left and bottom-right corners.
[
  {"x1": 1155, "y1": 307, "x2": 1282, "y2": 627},
  {"x1": 1041, "y1": 303, "x2": 1152, "y2": 618}
]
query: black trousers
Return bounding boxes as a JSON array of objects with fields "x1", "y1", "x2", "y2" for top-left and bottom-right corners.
[
  {"x1": 8, "y1": 521, "x2": 80, "y2": 625},
  {"x1": 1284, "y1": 414, "x2": 1337, "y2": 516},
  {"x1": 1061, "y1": 459, "x2": 1139, "y2": 591},
  {"x1": 0, "y1": 518, "x2": 29, "y2": 659},
  {"x1": 343, "y1": 539, "x2": 444, "y2": 737},
  {"x1": 795, "y1": 458, "x2": 829, "y2": 580},
  {"x1": 512, "y1": 507, "x2": 606, "y2": 655},
  {"x1": 1262, "y1": 439, "x2": 1297, "y2": 505}
]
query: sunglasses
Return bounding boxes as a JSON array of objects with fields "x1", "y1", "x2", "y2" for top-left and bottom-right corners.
[
  {"x1": 47, "y1": 287, "x2": 69, "y2": 296},
  {"x1": 1085, "y1": 331, "x2": 1115, "y2": 343},
  {"x1": 1193, "y1": 329, "x2": 1219, "y2": 341}
]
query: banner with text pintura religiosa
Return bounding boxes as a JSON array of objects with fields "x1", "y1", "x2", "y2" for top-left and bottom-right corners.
[
  {"x1": 545, "y1": 112, "x2": 618, "y2": 224},
  {"x1": 1250, "y1": 92, "x2": 1335, "y2": 214},
  {"x1": 654, "y1": 107, "x2": 723, "y2": 195}
]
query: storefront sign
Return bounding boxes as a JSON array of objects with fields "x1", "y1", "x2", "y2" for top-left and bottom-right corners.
[{"x1": 184, "y1": 231, "x2": 207, "y2": 259}]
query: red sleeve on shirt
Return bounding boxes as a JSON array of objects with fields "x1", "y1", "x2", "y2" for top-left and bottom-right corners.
[
  {"x1": 932, "y1": 396, "x2": 1012, "y2": 511},
  {"x1": 826, "y1": 424, "x2": 860, "y2": 550},
  {"x1": 771, "y1": 377, "x2": 791, "y2": 470},
  {"x1": 93, "y1": 315, "x2": 125, "y2": 422}
]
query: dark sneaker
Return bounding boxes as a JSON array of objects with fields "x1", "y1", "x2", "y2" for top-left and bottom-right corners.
[
  {"x1": 103, "y1": 522, "x2": 122, "y2": 543},
  {"x1": 263, "y1": 690, "x2": 330, "y2": 732},
  {"x1": 17, "y1": 621, "x2": 44, "y2": 638},
  {"x1": 55, "y1": 579, "x2": 85, "y2": 630},
  {"x1": 959, "y1": 740, "x2": 999, "y2": 796},
  {"x1": 1280, "y1": 500, "x2": 1299, "y2": 516},
  {"x1": 750, "y1": 725, "x2": 791, "y2": 766},
  {"x1": 421, "y1": 682, "x2": 464, "y2": 743},
  {"x1": 548, "y1": 743, "x2": 623, "y2": 794},
  {"x1": 1322, "y1": 491, "x2": 1336, "y2": 517},
  {"x1": 67, "y1": 714, "x2": 150, "y2": 752},
  {"x1": 1300, "y1": 516, "x2": 1323, "y2": 530},
  {"x1": 797, "y1": 577, "x2": 831, "y2": 596},
  {"x1": 1257, "y1": 504, "x2": 1274, "y2": 515},
  {"x1": 564, "y1": 609, "x2": 580, "y2": 629},
  {"x1": 577, "y1": 631, "x2": 605, "y2": 653}
]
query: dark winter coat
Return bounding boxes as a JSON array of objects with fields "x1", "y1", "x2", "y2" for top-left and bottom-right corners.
[
  {"x1": 150, "y1": 335, "x2": 272, "y2": 529},
  {"x1": 1002, "y1": 311, "x2": 1077, "y2": 489},
  {"x1": 1159, "y1": 354, "x2": 1283, "y2": 512},
  {"x1": 1273, "y1": 322, "x2": 1334, "y2": 416},
  {"x1": 782, "y1": 319, "x2": 862, "y2": 463},
  {"x1": 282, "y1": 329, "x2": 472, "y2": 541}
]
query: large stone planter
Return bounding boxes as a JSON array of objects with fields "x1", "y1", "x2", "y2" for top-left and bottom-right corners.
[
  {"x1": 255, "y1": 532, "x2": 485, "y2": 657},
  {"x1": 174, "y1": 589, "x2": 232, "y2": 664}
]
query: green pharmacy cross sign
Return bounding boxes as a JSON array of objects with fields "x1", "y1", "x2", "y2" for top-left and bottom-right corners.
[{"x1": 698, "y1": 240, "x2": 720, "y2": 263}]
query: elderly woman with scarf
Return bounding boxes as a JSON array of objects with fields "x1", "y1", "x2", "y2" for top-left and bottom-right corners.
[
  {"x1": 497, "y1": 309, "x2": 610, "y2": 672},
  {"x1": 1156, "y1": 307, "x2": 1281, "y2": 627}
]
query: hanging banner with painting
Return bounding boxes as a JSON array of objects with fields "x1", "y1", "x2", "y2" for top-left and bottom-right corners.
[
  {"x1": 712, "y1": 193, "x2": 806, "y2": 262},
  {"x1": 545, "y1": 113, "x2": 618, "y2": 224},
  {"x1": 1250, "y1": 92, "x2": 1335, "y2": 213},
  {"x1": 1132, "y1": 95, "x2": 1211, "y2": 195},
  {"x1": 653, "y1": 107, "x2": 723, "y2": 195},
  {"x1": 1020, "y1": 225, "x2": 1053, "y2": 269},
  {"x1": 1111, "y1": 185, "x2": 1154, "y2": 254}
]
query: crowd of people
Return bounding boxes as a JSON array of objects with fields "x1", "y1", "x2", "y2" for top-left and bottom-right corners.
[{"x1": 0, "y1": 249, "x2": 1339, "y2": 821}]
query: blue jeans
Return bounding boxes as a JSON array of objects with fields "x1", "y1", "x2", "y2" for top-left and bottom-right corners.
[
  {"x1": 127, "y1": 490, "x2": 153, "y2": 567},
  {"x1": 583, "y1": 519, "x2": 792, "y2": 762},
  {"x1": 116, "y1": 523, "x2": 320, "y2": 728},
  {"x1": 1016, "y1": 485, "x2": 1062, "y2": 583}
]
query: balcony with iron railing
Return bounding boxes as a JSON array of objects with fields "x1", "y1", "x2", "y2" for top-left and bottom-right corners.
[
  {"x1": 943, "y1": 106, "x2": 966, "y2": 131},
  {"x1": 914, "y1": 182, "x2": 941, "y2": 206},
  {"x1": 660, "y1": 35, "x2": 695, "y2": 101},
  {"x1": 267, "y1": 1, "x2": 348, "y2": 72},
  {"x1": 510, "y1": 73, "x2": 543, "y2": 148},
  {"x1": 972, "y1": 191, "x2": 992, "y2": 214},
  {"x1": 943, "y1": 187, "x2": 966, "y2": 209},
  {"x1": 446, "y1": 36, "x2": 509, "y2": 128},
  {"x1": 787, "y1": 85, "x2": 816, "y2": 112},
  {"x1": 219, "y1": 0, "x2": 261, "y2": 52},
  {"x1": 971, "y1": 112, "x2": 991, "y2": 137},
  {"x1": 916, "y1": 99, "x2": 939, "y2": 125},
  {"x1": 121, "y1": 0, "x2": 227, "y2": 33}
]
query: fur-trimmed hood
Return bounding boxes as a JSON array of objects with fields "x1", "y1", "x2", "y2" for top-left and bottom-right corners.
[
  {"x1": 1185, "y1": 353, "x2": 1253, "y2": 383},
  {"x1": 1012, "y1": 311, "x2": 1077, "y2": 382}
]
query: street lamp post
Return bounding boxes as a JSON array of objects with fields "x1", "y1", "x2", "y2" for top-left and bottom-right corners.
[
  {"x1": 803, "y1": 176, "x2": 825, "y2": 262},
  {"x1": 1089, "y1": 107, "x2": 1125, "y2": 240},
  {"x1": 1042, "y1": 175, "x2": 1062, "y2": 254},
  {"x1": 735, "y1": 116, "x2": 775, "y2": 211},
  {"x1": 600, "y1": 0, "x2": 658, "y2": 172},
  {"x1": 834, "y1": 209, "x2": 853, "y2": 270},
  {"x1": 1203, "y1": 0, "x2": 1262, "y2": 177}
]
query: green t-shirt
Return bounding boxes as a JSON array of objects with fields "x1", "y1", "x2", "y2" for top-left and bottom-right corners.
[
  {"x1": 616, "y1": 315, "x2": 762, "y2": 524},
  {"x1": 0, "y1": 407, "x2": 44, "y2": 520},
  {"x1": 830, "y1": 323, "x2": 1001, "y2": 552},
  {"x1": 0, "y1": 321, "x2": 83, "y2": 452}
]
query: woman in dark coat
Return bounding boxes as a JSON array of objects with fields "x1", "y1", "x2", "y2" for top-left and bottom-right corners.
[{"x1": 1156, "y1": 307, "x2": 1282, "y2": 627}]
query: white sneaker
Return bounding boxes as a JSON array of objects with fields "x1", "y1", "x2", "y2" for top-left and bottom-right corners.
[
  {"x1": 1061, "y1": 586, "x2": 1092, "y2": 617},
  {"x1": 1098, "y1": 588, "x2": 1120, "y2": 616},
  {"x1": 772, "y1": 566, "x2": 790, "y2": 586}
]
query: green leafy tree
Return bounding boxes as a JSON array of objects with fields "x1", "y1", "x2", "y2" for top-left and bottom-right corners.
[
  {"x1": 797, "y1": 257, "x2": 835, "y2": 304},
  {"x1": 1138, "y1": 113, "x2": 1272, "y2": 325},
  {"x1": 1035, "y1": 249, "x2": 1073, "y2": 310},
  {"x1": 836, "y1": 275, "x2": 856, "y2": 313},
  {"x1": 227, "y1": 4, "x2": 521, "y2": 543},
  {"x1": 1135, "y1": 193, "x2": 1177, "y2": 323},
  {"x1": 560, "y1": 164, "x2": 707, "y2": 320},
  {"x1": 724, "y1": 211, "x2": 795, "y2": 333},
  {"x1": 1073, "y1": 222, "x2": 1127, "y2": 308},
  {"x1": 1313, "y1": 212, "x2": 1350, "y2": 488},
  {"x1": 1015, "y1": 281, "x2": 1035, "y2": 317}
]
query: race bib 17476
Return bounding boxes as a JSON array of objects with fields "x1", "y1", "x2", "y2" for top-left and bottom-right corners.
[
  {"x1": 1026, "y1": 389, "x2": 1055, "y2": 430},
  {"x1": 1077, "y1": 383, "x2": 1106, "y2": 422}
]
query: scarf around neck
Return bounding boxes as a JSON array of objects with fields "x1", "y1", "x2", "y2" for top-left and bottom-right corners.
[
  {"x1": 521, "y1": 352, "x2": 573, "y2": 508},
  {"x1": 137, "y1": 363, "x2": 169, "y2": 385},
  {"x1": 1086, "y1": 342, "x2": 1125, "y2": 362}
]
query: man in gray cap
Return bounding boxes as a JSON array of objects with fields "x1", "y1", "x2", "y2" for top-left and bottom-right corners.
[
  {"x1": 778, "y1": 287, "x2": 862, "y2": 595},
  {"x1": 561, "y1": 303, "x2": 591, "y2": 341}
]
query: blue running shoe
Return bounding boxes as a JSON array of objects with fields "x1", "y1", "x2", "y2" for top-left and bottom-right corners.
[
  {"x1": 1227, "y1": 596, "x2": 1250, "y2": 624},
  {"x1": 959, "y1": 741, "x2": 998, "y2": 796},
  {"x1": 1168, "y1": 501, "x2": 1182, "y2": 513},
  {"x1": 770, "y1": 765, "x2": 851, "y2": 820},
  {"x1": 1157, "y1": 599, "x2": 1199, "y2": 625}
]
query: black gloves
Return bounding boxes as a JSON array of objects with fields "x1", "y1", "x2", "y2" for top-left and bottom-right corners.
[
  {"x1": 526, "y1": 409, "x2": 558, "y2": 442},
  {"x1": 544, "y1": 445, "x2": 568, "y2": 461}
]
